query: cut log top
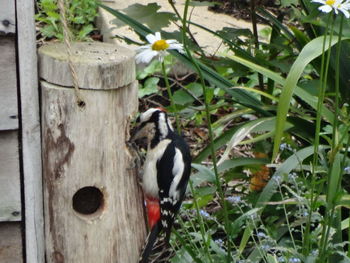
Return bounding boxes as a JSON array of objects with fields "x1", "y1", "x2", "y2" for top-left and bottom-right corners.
[{"x1": 38, "y1": 42, "x2": 135, "y2": 90}]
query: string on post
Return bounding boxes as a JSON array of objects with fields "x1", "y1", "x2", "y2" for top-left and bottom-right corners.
[{"x1": 57, "y1": 0, "x2": 85, "y2": 107}]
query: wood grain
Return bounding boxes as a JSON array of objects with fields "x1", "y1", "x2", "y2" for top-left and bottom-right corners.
[
  {"x1": 0, "y1": 222, "x2": 23, "y2": 263},
  {"x1": 16, "y1": 0, "x2": 45, "y2": 261},
  {"x1": 0, "y1": 131, "x2": 21, "y2": 222},
  {"x1": 0, "y1": 0, "x2": 16, "y2": 34},
  {"x1": 40, "y1": 43, "x2": 146, "y2": 263},
  {"x1": 0, "y1": 37, "x2": 18, "y2": 130},
  {"x1": 38, "y1": 42, "x2": 136, "y2": 90}
]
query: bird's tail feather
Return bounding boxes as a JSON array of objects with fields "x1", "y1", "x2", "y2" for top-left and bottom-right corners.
[{"x1": 139, "y1": 221, "x2": 162, "y2": 263}]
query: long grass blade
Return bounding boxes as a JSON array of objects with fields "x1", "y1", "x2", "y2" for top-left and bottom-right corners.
[{"x1": 272, "y1": 36, "x2": 348, "y2": 160}]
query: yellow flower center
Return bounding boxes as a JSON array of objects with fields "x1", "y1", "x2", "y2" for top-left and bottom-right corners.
[
  {"x1": 152, "y1": 40, "x2": 169, "y2": 51},
  {"x1": 326, "y1": 0, "x2": 335, "y2": 5}
]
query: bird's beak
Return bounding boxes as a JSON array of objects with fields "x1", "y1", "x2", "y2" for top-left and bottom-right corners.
[{"x1": 129, "y1": 122, "x2": 148, "y2": 142}]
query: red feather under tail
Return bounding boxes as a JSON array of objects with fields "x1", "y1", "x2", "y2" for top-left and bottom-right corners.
[{"x1": 146, "y1": 197, "x2": 160, "y2": 229}]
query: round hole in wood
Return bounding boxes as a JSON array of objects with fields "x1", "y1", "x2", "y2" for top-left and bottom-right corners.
[{"x1": 72, "y1": 186, "x2": 104, "y2": 215}]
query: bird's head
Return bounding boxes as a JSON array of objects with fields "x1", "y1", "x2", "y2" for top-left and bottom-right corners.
[{"x1": 130, "y1": 108, "x2": 174, "y2": 144}]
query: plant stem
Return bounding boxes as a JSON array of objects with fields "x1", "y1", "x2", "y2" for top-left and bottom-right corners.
[
  {"x1": 189, "y1": 181, "x2": 213, "y2": 263},
  {"x1": 331, "y1": 15, "x2": 344, "y2": 154},
  {"x1": 161, "y1": 61, "x2": 181, "y2": 134},
  {"x1": 250, "y1": 0, "x2": 264, "y2": 91},
  {"x1": 181, "y1": 0, "x2": 232, "y2": 262},
  {"x1": 317, "y1": 15, "x2": 336, "y2": 262},
  {"x1": 303, "y1": 12, "x2": 332, "y2": 256}
]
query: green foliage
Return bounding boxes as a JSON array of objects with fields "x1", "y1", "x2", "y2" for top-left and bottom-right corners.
[
  {"x1": 112, "y1": 3, "x2": 176, "y2": 31},
  {"x1": 101, "y1": 1, "x2": 350, "y2": 262},
  {"x1": 36, "y1": 0, "x2": 99, "y2": 41}
]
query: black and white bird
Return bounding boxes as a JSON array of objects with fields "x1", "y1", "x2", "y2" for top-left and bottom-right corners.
[{"x1": 131, "y1": 108, "x2": 191, "y2": 263}]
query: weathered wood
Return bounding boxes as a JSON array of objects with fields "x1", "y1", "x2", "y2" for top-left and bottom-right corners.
[
  {"x1": 0, "y1": 131, "x2": 21, "y2": 222},
  {"x1": 0, "y1": 0, "x2": 16, "y2": 34},
  {"x1": 40, "y1": 42, "x2": 146, "y2": 263},
  {"x1": 16, "y1": 0, "x2": 45, "y2": 261},
  {"x1": 0, "y1": 222, "x2": 23, "y2": 263},
  {"x1": 38, "y1": 42, "x2": 136, "y2": 90},
  {"x1": 0, "y1": 37, "x2": 18, "y2": 130}
]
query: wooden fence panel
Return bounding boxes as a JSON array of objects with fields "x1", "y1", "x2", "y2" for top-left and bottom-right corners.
[
  {"x1": 0, "y1": 0, "x2": 16, "y2": 34},
  {"x1": 0, "y1": 222, "x2": 23, "y2": 263},
  {"x1": 0, "y1": 37, "x2": 18, "y2": 131},
  {"x1": 0, "y1": 131, "x2": 21, "y2": 222}
]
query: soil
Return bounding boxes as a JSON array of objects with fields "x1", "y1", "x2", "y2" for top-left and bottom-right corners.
[{"x1": 204, "y1": 0, "x2": 287, "y2": 23}]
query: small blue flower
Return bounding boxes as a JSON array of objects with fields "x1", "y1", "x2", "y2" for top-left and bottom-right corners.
[
  {"x1": 344, "y1": 166, "x2": 350, "y2": 174},
  {"x1": 278, "y1": 257, "x2": 285, "y2": 263},
  {"x1": 288, "y1": 172, "x2": 297, "y2": 181},
  {"x1": 215, "y1": 238, "x2": 224, "y2": 247},
  {"x1": 199, "y1": 210, "x2": 210, "y2": 219},
  {"x1": 289, "y1": 257, "x2": 301, "y2": 263},
  {"x1": 261, "y1": 244, "x2": 271, "y2": 251},
  {"x1": 280, "y1": 143, "x2": 288, "y2": 150},
  {"x1": 257, "y1": 232, "x2": 267, "y2": 238},
  {"x1": 227, "y1": 196, "x2": 242, "y2": 204},
  {"x1": 273, "y1": 175, "x2": 282, "y2": 185}
]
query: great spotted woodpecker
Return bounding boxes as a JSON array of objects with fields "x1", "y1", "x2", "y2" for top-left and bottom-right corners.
[{"x1": 131, "y1": 108, "x2": 191, "y2": 263}]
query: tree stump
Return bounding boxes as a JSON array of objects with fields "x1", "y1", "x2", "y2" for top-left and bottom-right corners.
[{"x1": 39, "y1": 42, "x2": 146, "y2": 263}]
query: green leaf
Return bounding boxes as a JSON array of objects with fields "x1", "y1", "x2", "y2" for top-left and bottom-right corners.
[
  {"x1": 228, "y1": 55, "x2": 334, "y2": 122},
  {"x1": 138, "y1": 77, "x2": 159, "y2": 98},
  {"x1": 137, "y1": 59, "x2": 162, "y2": 80},
  {"x1": 173, "y1": 83, "x2": 203, "y2": 105},
  {"x1": 77, "y1": 24, "x2": 94, "y2": 40},
  {"x1": 218, "y1": 117, "x2": 276, "y2": 165},
  {"x1": 194, "y1": 125, "x2": 238, "y2": 163},
  {"x1": 113, "y1": 3, "x2": 176, "y2": 31},
  {"x1": 217, "y1": 157, "x2": 267, "y2": 173},
  {"x1": 272, "y1": 36, "x2": 350, "y2": 160},
  {"x1": 188, "y1": 1, "x2": 218, "y2": 7},
  {"x1": 191, "y1": 163, "x2": 216, "y2": 187},
  {"x1": 230, "y1": 208, "x2": 261, "y2": 239},
  {"x1": 40, "y1": 25, "x2": 59, "y2": 38},
  {"x1": 327, "y1": 153, "x2": 341, "y2": 205}
]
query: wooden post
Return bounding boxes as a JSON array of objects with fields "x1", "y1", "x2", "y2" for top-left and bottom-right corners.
[
  {"x1": 39, "y1": 42, "x2": 146, "y2": 263},
  {"x1": 16, "y1": 0, "x2": 45, "y2": 262}
]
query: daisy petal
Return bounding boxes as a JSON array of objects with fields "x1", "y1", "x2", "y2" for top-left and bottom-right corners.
[
  {"x1": 335, "y1": 0, "x2": 343, "y2": 5},
  {"x1": 168, "y1": 44, "x2": 184, "y2": 52},
  {"x1": 155, "y1": 32, "x2": 161, "y2": 41},
  {"x1": 136, "y1": 50, "x2": 158, "y2": 64},
  {"x1": 166, "y1": 39, "x2": 180, "y2": 44},
  {"x1": 312, "y1": 0, "x2": 326, "y2": 3},
  {"x1": 146, "y1": 33, "x2": 157, "y2": 44},
  {"x1": 136, "y1": 44, "x2": 152, "y2": 51},
  {"x1": 319, "y1": 5, "x2": 332, "y2": 12},
  {"x1": 340, "y1": 7, "x2": 350, "y2": 17}
]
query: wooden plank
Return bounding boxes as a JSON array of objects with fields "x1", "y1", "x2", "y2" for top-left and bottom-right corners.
[
  {"x1": 0, "y1": 0, "x2": 16, "y2": 34},
  {"x1": 16, "y1": 0, "x2": 45, "y2": 262},
  {"x1": 0, "y1": 222, "x2": 23, "y2": 263},
  {"x1": 0, "y1": 37, "x2": 18, "y2": 130},
  {"x1": 0, "y1": 131, "x2": 21, "y2": 222}
]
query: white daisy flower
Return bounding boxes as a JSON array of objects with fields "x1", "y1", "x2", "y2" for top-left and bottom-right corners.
[
  {"x1": 135, "y1": 32, "x2": 184, "y2": 64},
  {"x1": 312, "y1": 0, "x2": 350, "y2": 18}
]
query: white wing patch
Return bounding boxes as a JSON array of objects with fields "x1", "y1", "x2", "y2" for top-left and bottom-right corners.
[
  {"x1": 169, "y1": 148, "x2": 185, "y2": 202},
  {"x1": 158, "y1": 113, "x2": 169, "y2": 139},
  {"x1": 142, "y1": 139, "x2": 171, "y2": 198}
]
